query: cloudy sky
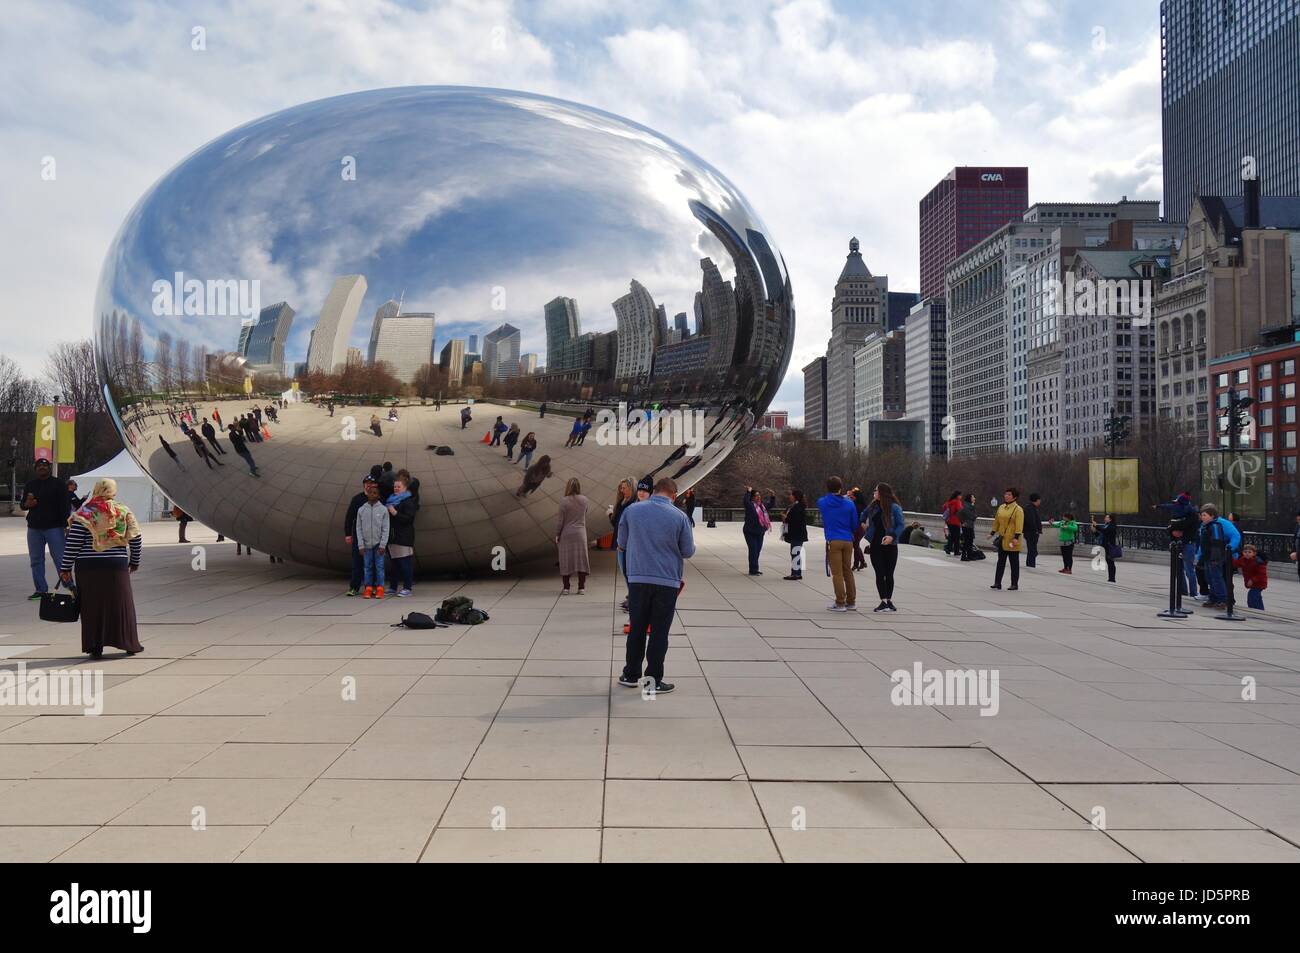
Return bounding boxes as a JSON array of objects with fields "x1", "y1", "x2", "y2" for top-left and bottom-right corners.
[{"x1": 3, "y1": 0, "x2": 1166, "y2": 421}]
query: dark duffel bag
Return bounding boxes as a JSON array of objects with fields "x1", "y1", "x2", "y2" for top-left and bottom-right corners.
[{"x1": 39, "y1": 580, "x2": 79, "y2": 623}]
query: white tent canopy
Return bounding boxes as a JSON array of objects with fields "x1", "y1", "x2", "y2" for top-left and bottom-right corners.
[{"x1": 69, "y1": 450, "x2": 169, "y2": 522}]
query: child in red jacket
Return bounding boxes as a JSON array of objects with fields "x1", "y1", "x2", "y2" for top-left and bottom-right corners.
[{"x1": 1233, "y1": 544, "x2": 1268, "y2": 610}]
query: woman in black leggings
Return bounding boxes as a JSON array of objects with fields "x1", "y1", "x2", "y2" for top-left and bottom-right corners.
[{"x1": 862, "y1": 483, "x2": 905, "y2": 612}]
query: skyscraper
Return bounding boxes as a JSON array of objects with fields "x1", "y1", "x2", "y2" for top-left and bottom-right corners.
[
  {"x1": 544, "y1": 296, "x2": 581, "y2": 371},
  {"x1": 803, "y1": 357, "x2": 827, "y2": 439},
  {"x1": 237, "y1": 318, "x2": 256, "y2": 357},
  {"x1": 439, "y1": 338, "x2": 465, "y2": 388},
  {"x1": 245, "y1": 301, "x2": 295, "y2": 367},
  {"x1": 613, "y1": 279, "x2": 662, "y2": 383},
  {"x1": 482, "y1": 323, "x2": 521, "y2": 382},
  {"x1": 903, "y1": 300, "x2": 948, "y2": 457},
  {"x1": 919, "y1": 167, "x2": 1029, "y2": 301},
  {"x1": 372, "y1": 312, "x2": 436, "y2": 382},
  {"x1": 306, "y1": 275, "x2": 367, "y2": 373},
  {"x1": 824, "y1": 238, "x2": 888, "y2": 446},
  {"x1": 1161, "y1": 0, "x2": 1300, "y2": 222},
  {"x1": 367, "y1": 299, "x2": 401, "y2": 364}
]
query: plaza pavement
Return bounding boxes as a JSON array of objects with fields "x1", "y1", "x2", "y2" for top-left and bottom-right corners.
[{"x1": 1, "y1": 517, "x2": 1298, "y2": 863}]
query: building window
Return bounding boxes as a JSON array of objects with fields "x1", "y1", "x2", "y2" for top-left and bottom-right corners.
[
  {"x1": 1259, "y1": 363, "x2": 1272, "y2": 381},
  {"x1": 1259, "y1": 385, "x2": 1273, "y2": 403}
]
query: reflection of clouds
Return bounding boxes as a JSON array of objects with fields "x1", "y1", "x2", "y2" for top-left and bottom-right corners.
[{"x1": 96, "y1": 87, "x2": 788, "y2": 368}]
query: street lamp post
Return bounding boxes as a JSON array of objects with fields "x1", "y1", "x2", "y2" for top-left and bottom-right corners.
[
  {"x1": 8, "y1": 437, "x2": 17, "y2": 516},
  {"x1": 1102, "y1": 406, "x2": 1131, "y2": 517},
  {"x1": 1220, "y1": 391, "x2": 1255, "y2": 516}
]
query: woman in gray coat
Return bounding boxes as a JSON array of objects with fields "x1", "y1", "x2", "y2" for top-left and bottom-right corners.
[{"x1": 556, "y1": 478, "x2": 591, "y2": 594}]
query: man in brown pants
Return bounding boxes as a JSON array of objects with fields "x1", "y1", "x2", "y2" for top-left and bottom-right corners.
[{"x1": 817, "y1": 476, "x2": 859, "y2": 611}]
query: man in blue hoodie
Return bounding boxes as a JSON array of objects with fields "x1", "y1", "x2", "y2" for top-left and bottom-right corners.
[
  {"x1": 617, "y1": 477, "x2": 695, "y2": 694},
  {"x1": 1156, "y1": 491, "x2": 1200, "y2": 598},
  {"x1": 817, "y1": 475, "x2": 860, "y2": 611}
]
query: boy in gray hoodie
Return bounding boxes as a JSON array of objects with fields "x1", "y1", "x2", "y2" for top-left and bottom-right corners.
[{"x1": 355, "y1": 481, "x2": 391, "y2": 598}]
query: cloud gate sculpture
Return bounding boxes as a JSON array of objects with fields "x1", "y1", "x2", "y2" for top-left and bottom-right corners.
[{"x1": 94, "y1": 87, "x2": 795, "y2": 573}]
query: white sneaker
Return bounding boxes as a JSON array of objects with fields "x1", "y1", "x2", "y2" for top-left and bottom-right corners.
[
  {"x1": 560, "y1": 589, "x2": 571, "y2": 596},
  {"x1": 577, "y1": 588, "x2": 586, "y2": 595},
  {"x1": 827, "y1": 603, "x2": 847, "y2": 612},
  {"x1": 845, "y1": 604, "x2": 858, "y2": 611}
]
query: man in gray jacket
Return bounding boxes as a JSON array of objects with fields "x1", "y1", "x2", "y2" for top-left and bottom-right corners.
[
  {"x1": 616, "y1": 477, "x2": 695, "y2": 694},
  {"x1": 355, "y1": 480, "x2": 390, "y2": 598}
]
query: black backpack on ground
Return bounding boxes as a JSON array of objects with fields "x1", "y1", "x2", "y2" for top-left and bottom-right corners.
[
  {"x1": 392, "y1": 612, "x2": 447, "y2": 629},
  {"x1": 435, "y1": 446, "x2": 454, "y2": 456}
]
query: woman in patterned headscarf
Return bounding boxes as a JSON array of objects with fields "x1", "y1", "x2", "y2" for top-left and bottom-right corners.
[{"x1": 58, "y1": 478, "x2": 144, "y2": 658}]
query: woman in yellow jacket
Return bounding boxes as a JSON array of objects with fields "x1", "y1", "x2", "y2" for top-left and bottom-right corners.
[{"x1": 990, "y1": 487, "x2": 1025, "y2": 591}]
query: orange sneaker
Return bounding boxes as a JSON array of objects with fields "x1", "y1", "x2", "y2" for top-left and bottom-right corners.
[
  {"x1": 362, "y1": 586, "x2": 373, "y2": 599},
  {"x1": 375, "y1": 586, "x2": 385, "y2": 600}
]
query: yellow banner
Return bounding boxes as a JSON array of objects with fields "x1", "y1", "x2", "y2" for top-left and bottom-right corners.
[
  {"x1": 1088, "y1": 457, "x2": 1139, "y2": 514},
  {"x1": 56, "y1": 405, "x2": 76, "y2": 463},
  {"x1": 34, "y1": 405, "x2": 55, "y2": 462},
  {"x1": 243, "y1": 376, "x2": 253, "y2": 395}
]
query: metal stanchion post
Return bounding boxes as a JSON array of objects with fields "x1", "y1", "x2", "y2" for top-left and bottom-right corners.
[
  {"x1": 1158, "y1": 540, "x2": 1193, "y2": 619},
  {"x1": 1215, "y1": 557, "x2": 1245, "y2": 622}
]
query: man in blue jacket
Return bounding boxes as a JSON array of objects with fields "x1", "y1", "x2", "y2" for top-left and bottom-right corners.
[
  {"x1": 1197, "y1": 503, "x2": 1241, "y2": 609},
  {"x1": 617, "y1": 477, "x2": 695, "y2": 694},
  {"x1": 1156, "y1": 491, "x2": 1200, "y2": 598},
  {"x1": 817, "y1": 475, "x2": 859, "y2": 612}
]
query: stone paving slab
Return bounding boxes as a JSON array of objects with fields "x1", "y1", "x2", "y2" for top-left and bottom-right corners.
[{"x1": 2, "y1": 517, "x2": 1299, "y2": 861}]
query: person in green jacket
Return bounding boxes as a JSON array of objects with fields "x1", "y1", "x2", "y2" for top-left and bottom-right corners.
[{"x1": 1050, "y1": 513, "x2": 1080, "y2": 574}]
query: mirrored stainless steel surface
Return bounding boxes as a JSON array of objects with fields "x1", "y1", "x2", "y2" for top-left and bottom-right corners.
[{"x1": 94, "y1": 86, "x2": 794, "y2": 572}]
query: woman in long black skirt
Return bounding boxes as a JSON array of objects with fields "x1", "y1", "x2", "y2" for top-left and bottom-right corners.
[{"x1": 58, "y1": 478, "x2": 143, "y2": 659}]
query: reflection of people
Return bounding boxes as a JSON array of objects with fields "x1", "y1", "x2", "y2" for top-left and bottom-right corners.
[
  {"x1": 518, "y1": 432, "x2": 537, "y2": 469},
  {"x1": 66, "y1": 480, "x2": 82, "y2": 518},
  {"x1": 21, "y1": 458, "x2": 69, "y2": 600},
  {"x1": 188, "y1": 430, "x2": 223, "y2": 468},
  {"x1": 227, "y1": 424, "x2": 259, "y2": 476},
  {"x1": 460, "y1": 406, "x2": 472, "y2": 429},
  {"x1": 59, "y1": 478, "x2": 144, "y2": 659},
  {"x1": 173, "y1": 506, "x2": 192, "y2": 543},
  {"x1": 556, "y1": 478, "x2": 590, "y2": 595},
  {"x1": 503, "y1": 423, "x2": 520, "y2": 460},
  {"x1": 516, "y1": 455, "x2": 552, "y2": 497},
  {"x1": 539, "y1": 402, "x2": 547, "y2": 418},
  {"x1": 156, "y1": 436, "x2": 182, "y2": 470}
]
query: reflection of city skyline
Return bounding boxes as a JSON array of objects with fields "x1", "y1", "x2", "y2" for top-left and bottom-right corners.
[{"x1": 97, "y1": 211, "x2": 792, "y2": 405}]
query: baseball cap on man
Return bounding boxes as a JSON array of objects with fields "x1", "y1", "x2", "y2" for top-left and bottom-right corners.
[{"x1": 636, "y1": 478, "x2": 653, "y2": 493}]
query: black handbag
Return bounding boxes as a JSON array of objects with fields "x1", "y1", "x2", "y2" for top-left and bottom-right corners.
[{"x1": 39, "y1": 580, "x2": 80, "y2": 623}]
